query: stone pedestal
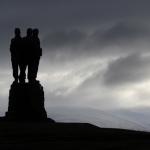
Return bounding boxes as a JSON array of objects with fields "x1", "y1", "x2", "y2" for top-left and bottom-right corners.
[{"x1": 5, "y1": 81, "x2": 47, "y2": 121}]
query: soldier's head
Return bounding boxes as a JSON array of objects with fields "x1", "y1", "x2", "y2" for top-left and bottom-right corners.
[
  {"x1": 33, "y1": 28, "x2": 39, "y2": 37},
  {"x1": 27, "y1": 28, "x2": 32, "y2": 37},
  {"x1": 14, "y1": 28, "x2": 21, "y2": 37}
]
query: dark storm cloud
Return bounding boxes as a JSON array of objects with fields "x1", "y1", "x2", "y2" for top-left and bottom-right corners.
[
  {"x1": 93, "y1": 22, "x2": 150, "y2": 45},
  {"x1": 42, "y1": 21, "x2": 150, "y2": 60},
  {"x1": 104, "y1": 53, "x2": 150, "y2": 86},
  {"x1": 0, "y1": 0, "x2": 150, "y2": 52},
  {"x1": 1, "y1": 0, "x2": 150, "y2": 34},
  {"x1": 42, "y1": 29, "x2": 86, "y2": 49}
]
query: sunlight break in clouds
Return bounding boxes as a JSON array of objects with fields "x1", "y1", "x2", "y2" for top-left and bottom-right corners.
[{"x1": 38, "y1": 57, "x2": 106, "y2": 95}]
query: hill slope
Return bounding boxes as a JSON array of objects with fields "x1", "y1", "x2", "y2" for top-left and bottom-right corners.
[{"x1": 0, "y1": 119, "x2": 150, "y2": 149}]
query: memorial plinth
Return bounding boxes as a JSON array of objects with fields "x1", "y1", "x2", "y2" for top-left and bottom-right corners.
[{"x1": 5, "y1": 81, "x2": 47, "y2": 121}]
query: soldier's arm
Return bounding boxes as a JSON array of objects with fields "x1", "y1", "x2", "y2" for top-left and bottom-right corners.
[
  {"x1": 38, "y1": 38, "x2": 42, "y2": 56},
  {"x1": 40, "y1": 48, "x2": 42, "y2": 56},
  {"x1": 10, "y1": 39, "x2": 14, "y2": 53}
]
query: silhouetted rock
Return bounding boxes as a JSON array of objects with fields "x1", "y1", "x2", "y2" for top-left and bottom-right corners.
[{"x1": 5, "y1": 81, "x2": 50, "y2": 121}]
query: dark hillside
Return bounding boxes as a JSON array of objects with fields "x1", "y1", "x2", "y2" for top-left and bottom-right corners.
[{"x1": 0, "y1": 118, "x2": 150, "y2": 150}]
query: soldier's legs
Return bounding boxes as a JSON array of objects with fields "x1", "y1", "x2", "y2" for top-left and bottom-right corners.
[
  {"x1": 34, "y1": 58, "x2": 40, "y2": 80},
  {"x1": 28, "y1": 59, "x2": 39, "y2": 82},
  {"x1": 28, "y1": 61, "x2": 35, "y2": 82},
  {"x1": 11, "y1": 57, "x2": 18, "y2": 81},
  {"x1": 19, "y1": 63, "x2": 27, "y2": 83}
]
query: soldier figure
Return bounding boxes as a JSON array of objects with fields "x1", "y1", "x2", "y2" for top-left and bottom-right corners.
[
  {"x1": 20, "y1": 28, "x2": 33, "y2": 83},
  {"x1": 10, "y1": 28, "x2": 22, "y2": 83},
  {"x1": 28, "y1": 28, "x2": 42, "y2": 82}
]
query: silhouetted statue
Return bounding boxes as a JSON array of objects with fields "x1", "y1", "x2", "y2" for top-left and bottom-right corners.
[
  {"x1": 19, "y1": 28, "x2": 33, "y2": 83},
  {"x1": 10, "y1": 28, "x2": 22, "y2": 83},
  {"x1": 10, "y1": 28, "x2": 42, "y2": 83},
  {"x1": 7, "y1": 28, "x2": 55, "y2": 122},
  {"x1": 28, "y1": 28, "x2": 42, "y2": 82}
]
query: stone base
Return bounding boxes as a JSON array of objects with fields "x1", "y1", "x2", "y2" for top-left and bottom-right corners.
[{"x1": 5, "y1": 81, "x2": 47, "y2": 121}]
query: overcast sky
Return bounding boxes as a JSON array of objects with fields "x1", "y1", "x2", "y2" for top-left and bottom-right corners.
[{"x1": 0, "y1": 0, "x2": 150, "y2": 130}]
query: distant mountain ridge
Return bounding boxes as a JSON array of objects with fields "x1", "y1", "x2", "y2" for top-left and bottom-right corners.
[{"x1": 47, "y1": 106, "x2": 150, "y2": 131}]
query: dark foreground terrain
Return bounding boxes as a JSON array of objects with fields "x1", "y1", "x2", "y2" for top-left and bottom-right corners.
[{"x1": 0, "y1": 118, "x2": 150, "y2": 150}]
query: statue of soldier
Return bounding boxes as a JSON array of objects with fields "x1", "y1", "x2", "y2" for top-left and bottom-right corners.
[
  {"x1": 28, "y1": 28, "x2": 42, "y2": 82},
  {"x1": 10, "y1": 28, "x2": 22, "y2": 83},
  {"x1": 20, "y1": 28, "x2": 33, "y2": 83}
]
